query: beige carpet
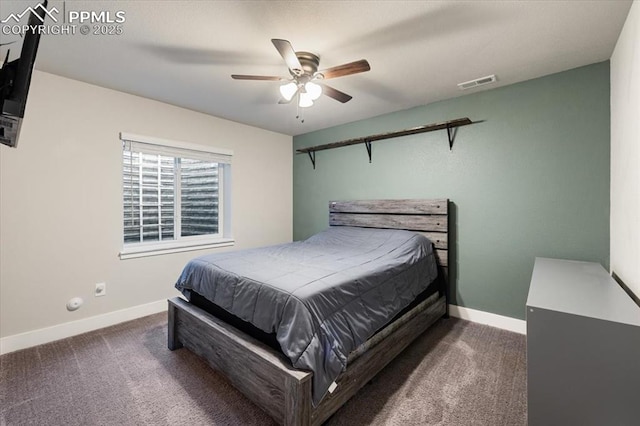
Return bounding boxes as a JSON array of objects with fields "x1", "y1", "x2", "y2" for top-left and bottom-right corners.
[{"x1": 0, "y1": 313, "x2": 526, "y2": 425}]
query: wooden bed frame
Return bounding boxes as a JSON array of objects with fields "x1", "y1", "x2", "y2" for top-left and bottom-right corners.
[{"x1": 168, "y1": 199, "x2": 450, "y2": 425}]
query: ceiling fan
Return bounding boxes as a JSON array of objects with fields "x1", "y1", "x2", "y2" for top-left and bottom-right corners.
[{"x1": 231, "y1": 39, "x2": 370, "y2": 108}]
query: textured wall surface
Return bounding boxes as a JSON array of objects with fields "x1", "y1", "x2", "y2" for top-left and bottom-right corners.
[
  {"x1": 611, "y1": 1, "x2": 640, "y2": 298},
  {"x1": 0, "y1": 71, "x2": 292, "y2": 338},
  {"x1": 293, "y1": 62, "x2": 610, "y2": 320}
]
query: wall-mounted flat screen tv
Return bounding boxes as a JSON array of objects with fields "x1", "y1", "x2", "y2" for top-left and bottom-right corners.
[{"x1": 0, "y1": 1, "x2": 47, "y2": 148}]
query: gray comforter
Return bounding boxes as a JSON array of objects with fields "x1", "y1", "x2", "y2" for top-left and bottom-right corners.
[{"x1": 175, "y1": 226, "x2": 438, "y2": 405}]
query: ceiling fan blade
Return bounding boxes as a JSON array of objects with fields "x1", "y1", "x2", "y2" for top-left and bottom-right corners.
[
  {"x1": 271, "y1": 39, "x2": 303, "y2": 76},
  {"x1": 319, "y1": 83, "x2": 353, "y2": 103},
  {"x1": 231, "y1": 74, "x2": 283, "y2": 81},
  {"x1": 320, "y1": 59, "x2": 370, "y2": 80}
]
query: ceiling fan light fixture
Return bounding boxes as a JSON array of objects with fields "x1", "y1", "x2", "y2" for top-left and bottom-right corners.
[
  {"x1": 304, "y1": 81, "x2": 322, "y2": 101},
  {"x1": 279, "y1": 82, "x2": 298, "y2": 101},
  {"x1": 299, "y1": 92, "x2": 314, "y2": 108},
  {"x1": 232, "y1": 39, "x2": 370, "y2": 119}
]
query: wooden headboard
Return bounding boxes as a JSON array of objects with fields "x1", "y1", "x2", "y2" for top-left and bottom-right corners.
[{"x1": 328, "y1": 199, "x2": 449, "y2": 272}]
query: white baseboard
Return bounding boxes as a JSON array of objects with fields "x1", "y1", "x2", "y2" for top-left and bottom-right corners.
[
  {"x1": 1, "y1": 300, "x2": 525, "y2": 356},
  {"x1": 449, "y1": 304, "x2": 526, "y2": 335},
  {"x1": 0, "y1": 299, "x2": 167, "y2": 355}
]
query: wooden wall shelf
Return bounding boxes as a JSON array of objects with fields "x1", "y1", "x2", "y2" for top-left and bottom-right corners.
[{"x1": 296, "y1": 117, "x2": 475, "y2": 169}]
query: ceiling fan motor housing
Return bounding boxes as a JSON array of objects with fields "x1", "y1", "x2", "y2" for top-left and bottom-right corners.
[{"x1": 294, "y1": 51, "x2": 320, "y2": 77}]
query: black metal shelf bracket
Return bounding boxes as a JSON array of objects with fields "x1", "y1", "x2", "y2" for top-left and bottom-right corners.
[
  {"x1": 307, "y1": 151, "x2": 316, "y2": 169},
  {"x1": 364, "y1": 140, "x2": 372, "y2": 163},
  {"x1": 446, "y1": 124, "x2": 456, "y2": 150}
]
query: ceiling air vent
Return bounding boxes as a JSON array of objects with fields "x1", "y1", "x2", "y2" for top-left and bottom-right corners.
[{"x1": 457, "y1": 75, "x2": 497, "y2": 90}]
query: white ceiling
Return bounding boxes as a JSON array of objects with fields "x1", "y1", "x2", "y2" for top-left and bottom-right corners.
[{"x1": 1, "y1": 1, "x2": 633, "y2": 136}]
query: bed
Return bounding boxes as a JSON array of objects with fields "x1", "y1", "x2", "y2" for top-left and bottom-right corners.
[{"x1": 168, "y1": 199, "x2": 450, "y2": 425}]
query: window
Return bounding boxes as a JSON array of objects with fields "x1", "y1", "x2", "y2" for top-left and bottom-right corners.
[{"x1": 119, "y1": 133, "x2": 233, "y2": 259}]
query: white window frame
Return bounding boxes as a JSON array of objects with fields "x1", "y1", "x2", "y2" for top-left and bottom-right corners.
[{"x1": 119, "y1": 132, "x2": 234, "y2": 260}]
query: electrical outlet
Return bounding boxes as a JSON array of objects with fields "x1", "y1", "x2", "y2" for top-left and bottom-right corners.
[{"x1": 95, "y1": 282, "x2": 106, "y2": 297}]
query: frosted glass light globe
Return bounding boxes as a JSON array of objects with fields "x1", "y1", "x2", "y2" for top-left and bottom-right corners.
[
  {"x1": 279, "y1": 82, "x2": 298, "y2": 101},
  {"x1": 304, "y1": 82, "x2": 322, "y2": 101},
  {"x1": 299, "y1": 92, "x2": 314, "y2": 108}
]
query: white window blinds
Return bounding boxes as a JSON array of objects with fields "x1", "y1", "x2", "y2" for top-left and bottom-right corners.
[{"x1": 121, "y1": 134, "x2": 231, "y2": 246}]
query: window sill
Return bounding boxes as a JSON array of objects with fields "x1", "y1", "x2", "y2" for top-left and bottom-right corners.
[{"x1": 119, "y1": 238, "x2": 235, "y2": 260}]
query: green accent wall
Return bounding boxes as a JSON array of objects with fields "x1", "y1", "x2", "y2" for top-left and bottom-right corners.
[{"x1": 293, "y1": 62, "x2": 610, "y2": 320}]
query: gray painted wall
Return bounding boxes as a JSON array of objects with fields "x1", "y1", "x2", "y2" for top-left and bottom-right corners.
[{"x1": 293, "y1": 62, "x2": 610, "y2": 320}]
